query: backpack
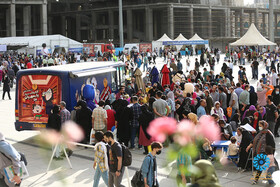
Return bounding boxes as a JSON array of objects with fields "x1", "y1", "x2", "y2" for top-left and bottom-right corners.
[{"x1": 121, "y1": 143, "x2": 132, "y2": 166}]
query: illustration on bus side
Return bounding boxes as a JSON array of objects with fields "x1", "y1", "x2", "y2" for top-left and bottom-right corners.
[
  {"x1": 75, "y1": 76, "x2": 112, "y2": 111},
  {"x1": 18, "y1": 75, "x2": 62, "y2": 124}
]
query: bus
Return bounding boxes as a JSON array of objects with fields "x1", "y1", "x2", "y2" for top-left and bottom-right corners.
[{"x1": 15, "y1": 61, "x2": 125, "y2": 131}]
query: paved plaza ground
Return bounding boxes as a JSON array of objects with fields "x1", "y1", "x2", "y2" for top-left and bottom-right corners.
[{"x1": 1, "y1": 55, "x2": 280, "y2": 187}]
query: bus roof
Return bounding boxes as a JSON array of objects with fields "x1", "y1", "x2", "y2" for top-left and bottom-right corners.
[{"x1": 17, "y1": 61, "x2": 125, "y2": 78}]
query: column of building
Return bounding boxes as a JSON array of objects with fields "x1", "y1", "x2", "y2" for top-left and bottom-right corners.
[
  {"x1": 255, "y1": 8, "x2": 259, "y2": 29},
  {"x1": 208, "y1": 7, "x2": 212, "y2": 38},
  {"x1": 91, "y1": 12, "x2": 97, "y2": 41},
  {"x1": 275, "y1": 13, "x2": 278, "y2": 37},
  {"x1": 240, "y1": 9, "x2": 244, "y2": 36},
  {"x1": 109, "y1": 10, "x2": 114, "y2": 40},
  {"x1": 145, "y1": 7, "x2": 153, "y2": 42},
  {"x1": 76, "y1": 14, "x2": 81, "y2": 41},
  {"x1": 10, "y1": 0, "x2": 16, "y2": 36},
  {"x1": 225, "y1": 8, "x2": 231, "y2": 37},
  {"x1": 263, "y1": 13, "x2": 266, "y2": 36},
  {"x1": 167, "y1": 5, "x2": 174, "y2": 39},
  {"x1": 23, "y1": 6, "x2": 31, "y2": 36},
  {"x1": 41, "y1": 0, "x2": 48, "y2": 35},
  {"x1": 189, "y1": 5, "x2": 194, "y2": 37},
  {"x1": 127, "y1": 9, "x2": 133, "y2": 41}
]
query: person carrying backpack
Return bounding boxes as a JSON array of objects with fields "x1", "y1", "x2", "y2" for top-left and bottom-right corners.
[
  {"x1": 104, "y1": 131, "x2": 125, "y2": 187},
  {"x1": 93, "y1": 131, "x2": 109, "y2": 187},
  {"x1": 141, "y1": 142, "x2": 163, "y2": 187}
]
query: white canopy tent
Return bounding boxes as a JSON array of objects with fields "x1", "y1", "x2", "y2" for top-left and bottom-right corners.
[
  {"x1": 189, "y1": 33, "x2": 209, "y2": 54},
  {"x1": 156, "y1": 33, "x2": 172, "y2": 42},
  {"x1": 0, "y1": 34, "x2": 83, "y2": 56},
  {"x1": 189, "y1": 33, "x2": 204, "y2": 41},
  {"x1": 230, "y1": 23, "x2": 276, "y2": 46},
  {"x1": 152, "y1": 33, "x2": 173, "y2": 53},
  {"x1": 174, "y1": 33, "x2": 188, "y2": 51}
]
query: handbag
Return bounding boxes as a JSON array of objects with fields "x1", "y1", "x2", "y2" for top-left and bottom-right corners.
[
  {"x1": 131, "y1": 170, "x2": 144, "y2": 187},
  {"x1": 131, "y1": 155, "x2": 152, "y2": 187}
]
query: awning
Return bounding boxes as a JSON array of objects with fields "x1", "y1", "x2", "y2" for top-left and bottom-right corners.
[{"x1": 70, "y1": 67, "x2": 116, "y2": 78}]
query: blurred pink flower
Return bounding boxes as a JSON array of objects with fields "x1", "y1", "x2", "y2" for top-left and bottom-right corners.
[
  {"x1": 147, "y1": 117, "x2": 177, "y2": 142},
  {"x1": 62, "y1": 121, "x2": 84, "y2": 142},
  {"x1": 40, "y1": 129, "x2": 61, "y2": 145},
  {"x1": 197, "y1": 115, "x2": 220, "y2": 141},
  {"x1": 174, "y1": 120, "x2": 195, "y2": 146}
]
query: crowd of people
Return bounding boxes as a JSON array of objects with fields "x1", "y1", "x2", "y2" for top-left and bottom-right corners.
[{"x1": 1, "y1": 45, "x2": 280, "y2": 186}]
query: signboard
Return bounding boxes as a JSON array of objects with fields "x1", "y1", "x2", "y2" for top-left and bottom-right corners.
[
  {"x1": 163, "y1": 40, "x2": 209, "y2": 45},
  {"x1": 18, "y1": 75, "x2": 62, "y2": 126},
  {"x1": 83, "y1": 44, "x2": 95, "y2": 54},
  {"x1": 139, "y1": 43, "x2": 152, "y2": 52},
  {"x1": 0, "y1": 45, "x2": 7, "y2": 52},
  {"x1": 69, "y1": 47, "x2": 83, "y2": 53}
]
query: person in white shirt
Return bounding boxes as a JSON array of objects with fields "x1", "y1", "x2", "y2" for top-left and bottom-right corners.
[
  {"x1": 266, "y1": 57, "x2": 271, "y2": 74},
  {"x1": 271, "y1": 69, "x2": 277, "y2": 86},
  {"x1": 76, "y1": 53, "x2": 81, "y2": 62},
  {"x1": 228, "y1": 60, "x2": 233, "y2": 70}
]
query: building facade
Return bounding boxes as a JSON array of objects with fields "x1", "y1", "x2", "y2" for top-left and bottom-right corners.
[{"x1": 1, "y1": 0, "x2": 280, "y2": 47}]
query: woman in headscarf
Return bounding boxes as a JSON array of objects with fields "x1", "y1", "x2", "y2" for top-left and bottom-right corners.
[
  {"x1": 167, "y1": 91, "x2": 176, "y2": 118},
  {"x1": 115, "y1": 99, "x2": 133, "y2": 146},
  {"x1": 47, "y1": 105, "x2": 61, "y2": 132},
  {"x1": 246, "y1": 121, "x2": 276, "y2": 184},
  {"x1": 189, "y1": 160, "x2": 221, "y2": 187},
  {"x1": 252, "y1": 112, "x2": 262, "y2": 133},
  {"x1": 204, "y1": 90, "x2": 213, "y2": 115},
  {"x1": 249, "y1": 86, "x2": 258, "y2": 106},
  {"x1": 221, "y1": 62, "x2": 228, "y2": 73},
  {"x1": 210, "y1": 101, "x2": 226, "y2": 121},
  {"x1": 138, "y1": 104, "x2": 154, "y2": 155},
  {"x1": 104, "y1": 105, "x2": 116, "y2": 131},
  {"x1": 242, "y1": 105, "x2": 257, "y2": 122},
  {"x1": 259, "y1": 106, "x2": 266, "y2": 119},
  {"x1": 237, "y1": 127, "x2": 254, "y2": 172},
  {"x1": 229, "y1": 113, "x2": 240, "y2": 131},
  {"x1": 148, "y1": 96, "x2": 156, "y2": 114},
  {"x1": 219, "y1": 120, "x2": 233, "y2": 140},
  {"x1": 76, "y1": 100, "x2": 92, "y2": 143},
  {"x1": 187, "y1": 113, "x2": 198, "y2": 125}
]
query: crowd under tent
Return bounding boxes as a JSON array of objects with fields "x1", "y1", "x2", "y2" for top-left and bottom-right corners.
[
  {"x1": 0, "y1": 34, "x2": 83, "y2": 56},
  {"x1": 230, "y1": 23, "x2": 276, "y2": 46}
]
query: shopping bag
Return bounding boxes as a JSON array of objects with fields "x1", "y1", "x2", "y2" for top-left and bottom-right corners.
[{"x1": 89, "y1": 129, "x2": 95, "y2": 144}]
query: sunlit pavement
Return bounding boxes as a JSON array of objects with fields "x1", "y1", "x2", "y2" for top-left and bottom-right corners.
[{"x1": 0, "y1": 55, "x2": 279, "y2": 186}]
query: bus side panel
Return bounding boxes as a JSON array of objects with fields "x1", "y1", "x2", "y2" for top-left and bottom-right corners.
[
  {"x1": 15, "y1": 73, "x2": 65, "y2": 131},
  {"x1": 69, "y1": 73, "x2": 113, "y2": 111}
]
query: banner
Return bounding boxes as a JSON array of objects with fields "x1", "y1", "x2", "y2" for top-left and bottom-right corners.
[
  {"x1": 163, "y1": 40, "x2": 209, "y2": 45},
  {"x1": 69, "y1": 47, "x2": 83, "y2": 53},
  {"x1": 139, "y1": 43, "x2": 152, "y2": 52},
  {"x1": 0, "y1": 45, "x2": 7, "y2": 52}
]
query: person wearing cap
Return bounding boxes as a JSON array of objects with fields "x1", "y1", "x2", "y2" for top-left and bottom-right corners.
[{"x1": 0, "y1": 133, "x2": 22, "y2": 186}]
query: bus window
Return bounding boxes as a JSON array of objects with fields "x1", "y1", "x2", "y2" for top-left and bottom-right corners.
[
  {"x1": 111, "y1": 71, "x2": 117, "y2": 92},
  {"x1": 119, "y1": 66, "x2": 126, "y2": 85},
  {"x1": 116, "y1": 67, "x2": 120, "y2": 87}
]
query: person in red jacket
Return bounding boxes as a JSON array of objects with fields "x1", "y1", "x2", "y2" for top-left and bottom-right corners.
[
  {"x1": 104, "y1": 105, "x2": 116, "y2": 131},
  {"x1": 26, "y1": 61, "x2": 32, "y2": 69}
]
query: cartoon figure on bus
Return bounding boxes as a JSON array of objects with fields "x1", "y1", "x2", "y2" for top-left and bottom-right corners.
[
  {"x1": 88, "y1": 77, "x2": 100, "y2": 103},
  {"x1": 100, "y1": 78, "x2": 111, "y2": 101},
  {"x1": 32, "y1": 103, "x2": 44, "y2": 120},
  {"x1": 82, "y1": 84, "x2": 96, "y2": 110},
  {"x1": 42, "y1": 88, "x2": 54, "y2": 115}
]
